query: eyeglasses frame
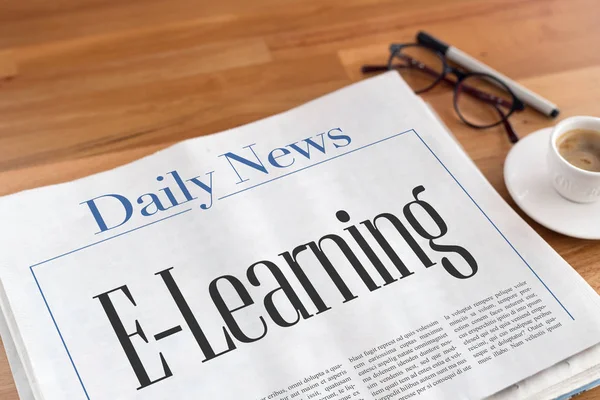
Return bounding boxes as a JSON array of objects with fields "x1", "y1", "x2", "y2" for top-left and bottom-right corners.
[{"x1": 362, "y1": 43, "x2": 525, "y2": 143}]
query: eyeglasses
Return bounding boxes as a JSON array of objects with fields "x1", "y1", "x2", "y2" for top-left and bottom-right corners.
[{"x1": 361, "y1": 43, "x2": 525, "y2": 143}]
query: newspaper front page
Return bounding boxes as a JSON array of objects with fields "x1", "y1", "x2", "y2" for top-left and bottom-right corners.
[{"x1": 1, "y1": 72, "x2": 600, "y2": 400}]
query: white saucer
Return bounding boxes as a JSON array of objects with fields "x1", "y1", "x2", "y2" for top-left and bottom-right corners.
[{"x1": 504, "y1": 127, "x2": 600, "y2": 240}]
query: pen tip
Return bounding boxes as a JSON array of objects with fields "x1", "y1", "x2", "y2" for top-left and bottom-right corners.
[{"x1": 550, "y1": 109, "x2": 560, "y2": 118}]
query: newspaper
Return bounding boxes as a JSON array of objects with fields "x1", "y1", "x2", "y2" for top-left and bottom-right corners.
[{"x1": 1, "y1": 72, "x2": 600, "y2": 400}]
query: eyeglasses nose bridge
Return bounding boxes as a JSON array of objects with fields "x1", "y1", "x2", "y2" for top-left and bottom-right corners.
[{"x1": 449, "y1": 67, "x2": 467, "y2": 81}]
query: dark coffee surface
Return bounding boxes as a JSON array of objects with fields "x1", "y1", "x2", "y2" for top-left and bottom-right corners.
[{"x1": 557, "y1": 128, "x2": 600, "y2": 172}]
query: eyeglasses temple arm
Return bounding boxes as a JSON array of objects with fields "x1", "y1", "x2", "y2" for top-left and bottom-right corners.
[
  {"x1": 459, "y1": 83, "x2": 514, "y2": 109},
  {"x1": 494, "y1": 105, "x2": 519, "y2": 143}
]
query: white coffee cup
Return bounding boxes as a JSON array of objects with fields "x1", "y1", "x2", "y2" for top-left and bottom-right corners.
[{"x1": 547, "y1": 116, "x2": 600, "y2": 203}]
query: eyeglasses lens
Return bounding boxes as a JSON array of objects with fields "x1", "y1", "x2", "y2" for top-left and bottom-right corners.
[{"x1": 454, "y1": 75, "x2": 515, "y2": 128}]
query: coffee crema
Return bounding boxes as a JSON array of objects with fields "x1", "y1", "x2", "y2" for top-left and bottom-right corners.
[{"x1": 557, "y1": 128, "x2": 600, "y2": 173}]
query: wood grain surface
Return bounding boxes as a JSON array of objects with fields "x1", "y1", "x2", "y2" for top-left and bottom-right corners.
[{"x1": 1, "y1": 0, "x2": 599, "y2": 398}]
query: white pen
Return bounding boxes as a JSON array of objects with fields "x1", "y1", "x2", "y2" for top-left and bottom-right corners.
[{"x1": 417, "y1": 31, "x2": 559, "y2": 118}]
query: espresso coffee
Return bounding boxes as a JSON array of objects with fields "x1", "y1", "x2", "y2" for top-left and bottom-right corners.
[{"x1": 557, "y1": 128, "x2": 600, "y2": 172}]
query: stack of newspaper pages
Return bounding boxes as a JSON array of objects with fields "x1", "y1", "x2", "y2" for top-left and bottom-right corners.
[{"x1": 1, "y1": 72, "x2": 599, "y2": 400}]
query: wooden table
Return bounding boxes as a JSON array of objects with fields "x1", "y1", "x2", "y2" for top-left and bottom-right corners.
[{"x1": 0, "y1": 0, "x2": 599, "y2": 398}]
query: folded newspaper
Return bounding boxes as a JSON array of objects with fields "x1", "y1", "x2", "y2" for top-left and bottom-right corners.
[{"x1": 1, "y1": 72, "x2": 600, "y2": 400}]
